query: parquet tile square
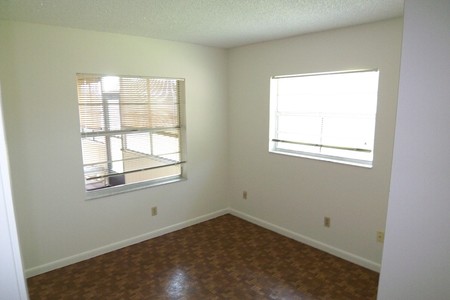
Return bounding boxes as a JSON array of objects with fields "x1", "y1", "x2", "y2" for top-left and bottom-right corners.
[{"x1": 27, "y1": 214, "x2": 378, "y2": 299}]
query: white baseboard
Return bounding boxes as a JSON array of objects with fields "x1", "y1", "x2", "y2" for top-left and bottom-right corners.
[
  {"x1": 25, "y1": 208, "x2": 229, "y2": 278},
  {"x1": 26, "y1": 207, "x2": 379, "y2": 277},
  {"x1": 229, "y1": 208, "x2": 381, "y2": 272}
]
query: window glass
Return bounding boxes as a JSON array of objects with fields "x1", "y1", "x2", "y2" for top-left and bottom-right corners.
[
  {"x1": 269, "y1": 70, "x2": 379, "y2": 167},
  {"x1": 76, "y1": 74, "x2": 186, "y2": 197}
]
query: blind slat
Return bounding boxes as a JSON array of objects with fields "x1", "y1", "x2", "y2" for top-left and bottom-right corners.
[{"x1": 77, "y1": 74, "x2": 184, "y2": 191}]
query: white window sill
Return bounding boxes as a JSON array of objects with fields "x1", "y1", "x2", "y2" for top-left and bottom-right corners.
[
  {"x1": 85, "y1": 176, "x2": 186, "y2": 200},
  {"x1": 269, "y1": 149, "x2": 373, "y2": 169}
]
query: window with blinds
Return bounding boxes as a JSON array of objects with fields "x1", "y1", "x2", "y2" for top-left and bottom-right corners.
[
  {"x1": 76, "y1": 74, "x2": 186, "y2": 195},
  {"x1": 269, "y1": 69, "x2": 379, "y2": 167}
]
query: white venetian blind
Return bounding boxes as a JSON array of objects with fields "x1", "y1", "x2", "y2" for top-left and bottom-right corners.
[
  {"x1": 270, "y1": 69, "x2": 379, "y2": 166},
  {"x1": 77, "y1": 74, "x2": 184, "y2": 191}
]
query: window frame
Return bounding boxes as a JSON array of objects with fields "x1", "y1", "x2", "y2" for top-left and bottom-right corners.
[
  {"x1": 269, "y1": 69, "x2": 379, "y2": 168},
  {"x1": 76, "y1": 73, "x2": 187, "y2": 200}
]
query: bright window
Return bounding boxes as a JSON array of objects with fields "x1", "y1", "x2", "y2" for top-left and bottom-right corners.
[
  {"x1": 76, "y1": 74, "x2": 186, "y2": 197},
  {"x1": 269, "y1": 70, "x2": 379, "y2": 167}
]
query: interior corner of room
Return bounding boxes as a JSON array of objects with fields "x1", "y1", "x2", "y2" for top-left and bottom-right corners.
[
  {"x1": 1, "y1": 1, "x2": 450, "y2": 299},
  {"x1": 0, "y1": 15, "x2": 402, "y2": 275}
]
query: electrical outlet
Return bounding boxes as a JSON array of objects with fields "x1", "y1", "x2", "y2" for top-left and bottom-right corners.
[
  {"x1": 151, "y1": 206, "x2": 158, "y2": 216},
  {"x1": 376, "y1": 231, "x2": 384, "y2": 243},
  {"x1": 324, "y1": 217, "x2": 331, "y2": 228},
  {"x1": 243, "y1": 191, "x2": 248, "y2": 199}
]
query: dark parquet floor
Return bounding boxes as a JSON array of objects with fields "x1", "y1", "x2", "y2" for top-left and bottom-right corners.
[{"x1": 27, "y1": 214, "x2": 379, "y2": 299}]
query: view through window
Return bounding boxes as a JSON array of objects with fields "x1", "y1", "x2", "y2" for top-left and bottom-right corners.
[
  {"x1": 269, "y1": 70, "x2": 379, "y2": 167},
  {"x1": 76, "y1": 74, "x2": 186, "y2": 196}
]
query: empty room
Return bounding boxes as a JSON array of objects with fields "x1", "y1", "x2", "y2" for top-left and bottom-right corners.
[{"x1": 1, "y1": 0, "x2": 449, "y2": 299}]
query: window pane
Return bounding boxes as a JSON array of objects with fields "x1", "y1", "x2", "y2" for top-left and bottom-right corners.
[
  {"x1": 277, "y1": 115, "x2": 322, "y2": 144},
  {"x1": 77, "y1": 74, "x2": 185, "y2": 193},
  {"x1": 270, "y1": 70, "x2": 379, "y2": 167},
  {"x1": 125, "y1": 132, "x2": 151, "y2": 155},
  {"x1": 152, "y1": 130, "x2": 180, "y2": 158}
]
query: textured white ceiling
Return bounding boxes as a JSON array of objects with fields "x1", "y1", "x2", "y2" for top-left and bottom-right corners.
[{"x1": 0, "y1": 0, "x2": 404, "y2": 48}]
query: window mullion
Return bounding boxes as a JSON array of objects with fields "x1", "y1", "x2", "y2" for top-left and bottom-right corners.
[
  {"x1": 77, "y1": 73, "x2": 186, "y2": 196},
  {"x1": 269, "y1": 69, "x2": 379, "y2": 168},
  {"x1": 101, "y1": 89, "x2": 114, "y2": 178}
]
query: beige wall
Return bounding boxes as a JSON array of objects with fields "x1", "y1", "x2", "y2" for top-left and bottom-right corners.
[
  {"x1": 0, "y1": 21, "x2": 229, "y2": 275},
  {"x1": 227, "y1": 18, "x2": 403, "y2": 270},
  {"x1": 379, "y1": 1, "x2": 450, "y2": 298},
  {"x1": 0, "y1": 18, "x2": 404, "y2": 277}
]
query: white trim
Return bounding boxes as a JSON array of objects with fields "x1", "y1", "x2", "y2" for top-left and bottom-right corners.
[
  {"x1": 0, "y1": 85, "x2": 29, "y2": 299},
  {"x1": 272, "y1": 68, "x2": 379, "y2": 79},
  {"x1": 229, "y1": 208, "x2": 381, "y2": 272},
  {"x1": 269, "y1": 149, "x2": 373, "y2": 169},
  {"x1": 26, "y1": 207, "x2": 380, "y2": 278},
  {"x1": 85, "y1": 176, "x2": 186, "y2": 200},
  {"x1": 25, "y1": 209, "x2": 228, "y2": 278}
]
